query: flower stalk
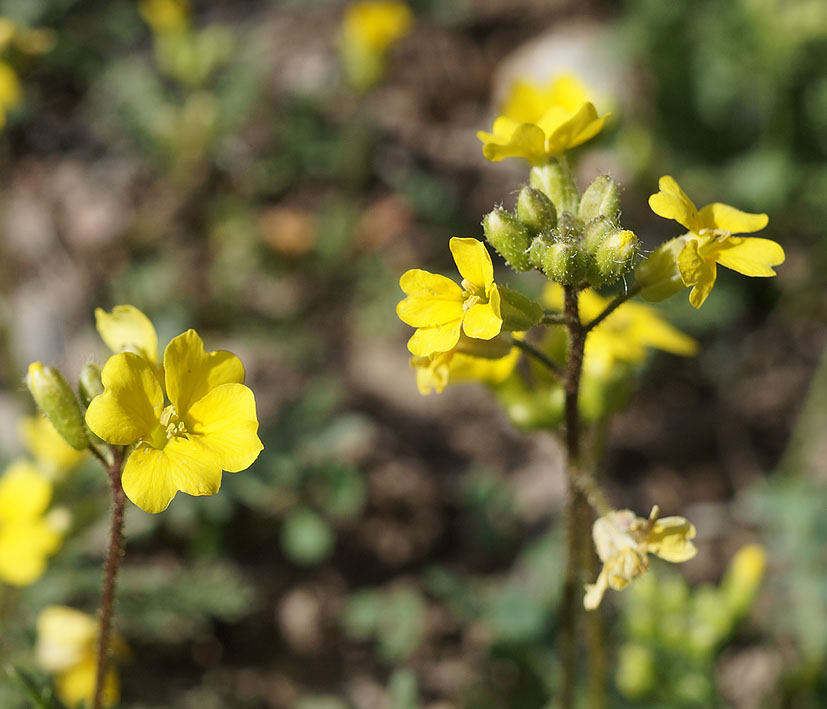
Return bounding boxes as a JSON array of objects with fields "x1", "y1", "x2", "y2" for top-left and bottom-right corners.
[{"x1": 93, "y1": 446, "x2": 125, "y2": 709}]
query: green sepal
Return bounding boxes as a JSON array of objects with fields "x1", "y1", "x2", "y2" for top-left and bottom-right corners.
[
  {"x1": 497, "y1": 286, "x2": 543, "y2": 331},
  {"x1": 78, "y1": 362, "x2": 104, "y2": 408},
  {"x1": 635, "y1": 236, "x2": 687, "y2": 301}
]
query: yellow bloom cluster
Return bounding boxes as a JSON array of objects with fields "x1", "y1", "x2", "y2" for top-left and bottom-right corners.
[
  {"x1": 585, "y1": 506, "x2": 697, "y2": 610},
  {"x1": 36, "y1": 606, "x2": 122, "y2": 708},
  {"x1": 477, "y1": 74, "x2": 609, "y2": 164},
  {"x1": 88, "y1": 306, "x2": 263, "y2": 514},
  {"x1": 647, "y1": 176, "x2": 785, "y2": 308}
]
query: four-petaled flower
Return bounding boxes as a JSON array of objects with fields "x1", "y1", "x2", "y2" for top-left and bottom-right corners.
[
  {"x1": 86, "y1": 329, "x2": 263, "y2": 514},
  {"x1": 477, "y1": 74, "x2": 609, "y2": 164},
  {"x1": 397, "y1": 237, "x2": 503, "y2": 357},
  {"x1": 584, "y1": 505, "x2": 697, "y2": 610},
  {"x1": 649, "y1": 176, "x2": 785, "y2": 308}
]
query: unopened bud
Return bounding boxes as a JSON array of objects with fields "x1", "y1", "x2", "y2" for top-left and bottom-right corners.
[
  {"x1": 635, "y1": 236, "x2": 687, "y2": 302},
  {"x1": 555, "y1": 212, "x2": 584, "y2": 242},
  {"x1": 593, "y1": 230, "x2": 640, "y2": 285},
  {"x1": 531, "y1": 237, "x2": 587, "y2": 285},
  {"x1": 579, "y1": 175, "x2": 620, "y2": 224},
  {"x1": 583, "y1": 216, "x2": 615, "y2": 256},
  {"x1": 516, "y1": 186, "x2": 557, "y2": 235},
  {"x1": 78, "y1": 363, "x2": 104, "y2": 407},
  {"x1": 529, "y1": 159, "x2": 579, "y2": 215},
  {"x1": 26, "y1": 363, "x2": 88, "y2": 451},
  {"x1": 482, "y1": 207, "x2": 532, "y2": 271}
]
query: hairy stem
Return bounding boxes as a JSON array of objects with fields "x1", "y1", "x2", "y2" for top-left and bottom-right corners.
[
  {"x1": 93, "y1": 447, "x2": 126, "y2": 709},
  {"x1": 559, "y1": 284, "x2": 588, "y2": 709}
]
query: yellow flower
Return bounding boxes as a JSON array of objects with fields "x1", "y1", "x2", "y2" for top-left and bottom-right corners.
[
  {"x1": 649, "y1": 176, "x2": 785, "y2": 308},
  {"x1": 139, "y1": 0, "x2": 190, "y2": 34},
  {"x1": 343, "y1": 0, "x2": 412, "y2": 54},
  {"x1": 0, "y1": 60, "x2": 22, "y2": 130},
  {"x1": 85, "y1": 329, "x2": 263, "y2": 513},
  {"x1": 95, "y1": 304, "x2": 159, "y2": 364},
  {"x1": 0, "y1": 460, "x2": 62, "y2": 586},
  {"x1": 20, "y1": 414, "x2": 86, "y2": 477},
  {"x1": 544, "y1": 284, "x2": 697, "y2": 377},
  {"x1": 584, "y1": 505, "x2": 697, "y2": 610},
  {"x1": 411, "y1": 334, "x2": 520, "y2": 394},
  {"x1": 36, "y1": 606, "x2": 121, "y2": 708},
  {"x1": 397, "y1": 237, "x2": 503, "y2": 357},
  {"x1": 477, "y1": 74, "x2": 609, "y2": 164}
]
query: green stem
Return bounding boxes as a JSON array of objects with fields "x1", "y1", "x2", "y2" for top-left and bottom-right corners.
[
  {"x1": 511, "y1": 337, "x2": 563, "y2": 378},
  {"x1": 93, "y1": 447, "x2": 126, "y2": 709},
  {"x1": 583, "y1": 283, "x2": 641, "y2": 334}
]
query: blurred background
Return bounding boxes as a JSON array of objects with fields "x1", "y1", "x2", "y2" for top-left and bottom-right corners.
[{"x1": 0, "y1": 0, "x2": 825, "y2": 707}]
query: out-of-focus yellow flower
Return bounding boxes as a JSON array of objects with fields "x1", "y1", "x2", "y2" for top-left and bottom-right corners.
[
  {"x1": 411, "y1": 334, "x2": 520, "y2": 394},
  {"x1": 139, "y1": 0, "x2": 190, "y2": 35},
  {"x1": 86, "y1": 329, "x2": 263, "y2": 513},
  {"x1": 544, "y1": 284, "x2": 697, "y2": 377},
  {"x1": 584, "y1": 505, "x2": 697, "y2": 610},
  {"x1": 95, "y1": 304, "x2": 159, "y2": 365},
  {"x1": 397, "y1": 238, "x2": 503, "y2": 357},
  {"x1": 649, "y1": 176, "x2": 785, "y2": 308},
  {"x1": 477, "y1": 74, "x2": 609, "y2": 164},
  {"x1": 36, "y1": 606, "x2": 121, "y2": 708},
  {"x1": 0, "y1": 460, "x2": 62, "y2": 586},
  {"x1": 0, "y1": 60, "x2": 21, "y2": 129},
  {"x1": 20, "y1": 414, "x2": 86, "y2": 477},
  {"x1": 343, "y1": 0, "x2": 412, "y2": 54}
]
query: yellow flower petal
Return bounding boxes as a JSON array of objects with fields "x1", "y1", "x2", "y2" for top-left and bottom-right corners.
[
  {"x1": 478, "y1": 121, "x2": 547, "y2": 164},
  {"x1": 56, "y1": 653, "x2": 119, "y2": 709},
  {"x1": 709, "y1": 236, "x2": 785, "y2": 277},
  {"x1": 545, "y1": 102, "x2": 608, "y2": 154},
  {"x1": 449, "y1": 237, "x2": 494, "y2": 289},
  {"x1": 697, "y1": 202, "x2": 768, "y2": 234},
  {"x1": 86, "y1": 353, "x2": 163, "y2": 445},
  {"x1": 406, "y1": 320, "x2": 462, "y2": 356},
  {"x1": 185, "y1": 382, "x2": 263, "y2": 473},
  {"x1": 121, "y1": 439, "x2": 221, "y2": 514},
  {"x1": 0, "y1": 460, "x2": 52, "y2": 520},
  {"x1": 36, "y1": 606, "x2": 98, "y2": 672},
  {"x1": 0, "y1": 519, "x2": 60, "y2": 585},
  {"x1": 646, "y1": 516, "x2": 697, "y2": 563},
  {"x1": 462, "y1": 299, "x2": 503, "y2": 341},
  {"x1": 95, "y1": 305, "x2": 158, "y2": 364},
  {"x1": 164, "y1": 329, "x2": 246, "y2": 416},
  {"x1": 397, "y1": 269, "x2": 464, "y2": 327},
  {"x1": 648, "y1": 175, "x2": 700, "y2": 232},
  {"x1": 677, "y1": 239, "x2": 717, "y2": 308}
]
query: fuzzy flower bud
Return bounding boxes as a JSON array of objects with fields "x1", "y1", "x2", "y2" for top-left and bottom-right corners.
[
  {"x1": 579, "y1": 174, "x2": 620, "y2": 224},
  {"x1": 583, "y1": 216, "x2": 615, "y2": 256},
  {"x1": 555, "y1": 211, "x2": 585, "y2": 242},
  {"x1": 26, "y1": 363, "x2": 88, "y2": 451},
  {"x1": 592, "y1": 229, "x2": 640, "y2": 286},
  {"x1": 530, "y1": 236, "x2": 587, "y2": 285},
  {"x1": 529, "y1": 160, "x2": 579, "y2": 215},
  {"x1": 516, "y1": 185, "x2": 557, "y2": 236},
  {"x1": 78, "y1": 363, "x2": 104, "y2": 408},
  {"x1": 482, "y1": 207, "x2": 532, "y2": 271}
]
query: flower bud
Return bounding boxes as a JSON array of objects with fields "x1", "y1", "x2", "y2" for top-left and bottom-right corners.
[
  {"x1": 78, "y1": 362, "x2": 104, "y2": 408},
  {"x1": 529, "y1": 159, "x2": 579, "y2": 215},
  {"x1": 583, "y1": 216, "x2": 615, "y2": 256},
  {"x1": 482, "y1": 207, "x2": 532, "y2": 271},
  {"x1": 530, "y1": 236, "x2": 587, "y2": 285},
  {"x1": 555, "y1": 212, "x2": 584, "y2": 242},
  {"x1": 579, "y1": 175, "x2": 620, "y2": 224},
  {"x1": 722, "y1": 544, "x2": 766, "y2": 618},
  {"x1": 635, "y1": 236, "x2": 687, "y2": 302},
  {"x1": 515, "y1": 185, "x2": 557, "y2": 235},
  {"x1": 497, "y1": 286, "x2": 543, "y2": 331},
  {"x1": 593, "y1": 229, "x2": 639, "y2": 286},
  {"x1": 26, "y1": 363, "x2": 88, "y2": 451}
]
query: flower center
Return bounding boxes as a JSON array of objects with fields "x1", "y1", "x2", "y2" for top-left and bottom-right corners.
[
  {"x1": 148, "y1": 405, "x2": 187, "y2": 449},
  {"x1": 461, "y1": 279, "x2": 487, "y2": 310}
]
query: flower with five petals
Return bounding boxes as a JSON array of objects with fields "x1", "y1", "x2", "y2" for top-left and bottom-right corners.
[
  {"x1": 86, "y1": 329, "x2": 263, "y2": 513},
  {"x1": 648, "y1": 176, "x2": 785, "y2": 308},
  {"x1": 397, "y1": 238, "x2": 503, "y2": 357}
]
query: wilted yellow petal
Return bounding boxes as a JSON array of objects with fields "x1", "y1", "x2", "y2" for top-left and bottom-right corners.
[
  {"x1": 185, "y1": 383, "x2": 263, "y2": 472},
  {"x1": 164, "y1": 329, "x2": 245, "y2": 415},
  {"x1": 710, "y1": 236, "x2": 785, "y2": 277},
  {"x1": 86, "y1": 353, "x2": 163, "y2": 445},
  {"x1": 450, "y1": 237, "x2": 494, "y2": 289},
  {"x1": 95, "y1": 305, "x2": 158, "y2": 364}
]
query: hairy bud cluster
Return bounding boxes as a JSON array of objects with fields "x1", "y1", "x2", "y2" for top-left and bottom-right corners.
[{"x1": 483, "y1": 163, "x2": 640, "y2": 287}]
